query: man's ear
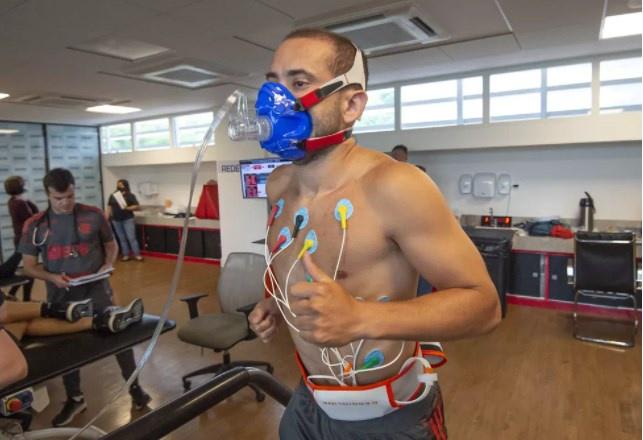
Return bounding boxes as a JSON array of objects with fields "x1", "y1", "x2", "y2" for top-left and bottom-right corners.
[{"x1": 341, "y1": 89, "x2": 368, "y2": 126}]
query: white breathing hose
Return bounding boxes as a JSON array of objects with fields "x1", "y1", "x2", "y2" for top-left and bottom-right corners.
[{"x1": 69, "y1": 90, "x2": 244, "y2": 439}]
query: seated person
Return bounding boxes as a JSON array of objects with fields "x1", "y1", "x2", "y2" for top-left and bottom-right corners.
[
  {"x1": 0, "y1": 297, "x2": 145, "y2": 342},
  {"x1": 0, "y1": 295, "x2": 28, "y2": 389}
]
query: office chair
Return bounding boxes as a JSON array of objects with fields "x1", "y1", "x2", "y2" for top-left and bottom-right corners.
[
  {"x1": 567, "y1": 232, "x2": 641, "y2": 347},
  {"x1": 178, "y1": 252, "x2": 273, "y2": 401}
]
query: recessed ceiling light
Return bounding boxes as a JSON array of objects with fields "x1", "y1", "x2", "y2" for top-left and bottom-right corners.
[
  {"x1": 0, "y1": 93, "x2": 10, "y2": 100},
  {"x1": 601, "y1": 12, "x2": 642, "y2": 39},
  {"x1": 86, "y1": 104, "x2": 141, "y2": 114},
  {"x1": 0, "y1": 129, "x2": 19, "y2": 134}
]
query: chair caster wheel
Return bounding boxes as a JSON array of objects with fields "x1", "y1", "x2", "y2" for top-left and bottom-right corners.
[
  {"x1": 183, "y1": 380, "x2": 191, "y2": 391},
  {"x1": 267, "y1": 365, "x2": 274, "y2": 374},
  {"x1": 255, "y1": 392, "x2": 266, "y2": 402}
]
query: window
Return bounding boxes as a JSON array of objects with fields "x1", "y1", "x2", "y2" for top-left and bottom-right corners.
[
  {"x1": 175, "y1": 112, "x2": 214, "y2": 147},
  {"x1": 100, "y1": 123, "x2": 132, "y2": 153},
  {"x1": 354, "y1": 88, "x2": 395, "y2": 133},
  {"x1": 134, "y1": 118, "x2": 170, "y2": 150},
  {"x1": 401, "y1": 76, "x2": 482, "y2": 129},
  {"x1": 545, "y1": 63, "x2": 592, "y2": 117},
  {"x1": 490, "y1": 69, "x2": 541, "y2": 122},
  {"x1": 599, "y1": 57, "x2": 642, "y2": 113}
]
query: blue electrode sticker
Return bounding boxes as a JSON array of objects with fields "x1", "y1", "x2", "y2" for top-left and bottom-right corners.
[
  {"x1": 275, "y1": 198, "x2": 285, "y2": 218},
  {"x1": 334, "y1": 198, "x2": 354, "y2": 222},
  {"x1": 305, "y1": 229, "x2": 318, "y2": 254},
  {"x1": 363, "y1": 349, "x2": 384, "y2": 368},
  {"x1": 278, "y1": 226, "x2": 292, "y2": 250},
  {"x1": 295, "y1": 207, "x2": 309, "y2": 229}
]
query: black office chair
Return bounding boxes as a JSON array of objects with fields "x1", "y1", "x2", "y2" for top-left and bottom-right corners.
[
  {"x1": 177, "y1": 252, "x2": 273, "y2": 401},
  {"x1": 567, "y1": 232, "x2": 641, "y2": 347}
]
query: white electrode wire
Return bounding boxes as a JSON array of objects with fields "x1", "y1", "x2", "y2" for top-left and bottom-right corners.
[
  {"x1": 263, "y1": 246, "x2": 290, "y2": 307},
  {"x1": 265, "y1": 238, "x2": 292, "y2": 304},
  {"x1": 70, "y1": 91, "x2": 243, "y2": 440},
  {"x1": 263, "y1": 238, "x2": 300, "y2": 332},
  {"x1": 283, "y1": 254, "x2": 301, "y2": 308},
  {"x1": 333, "y1": 228, "x2": 347, "y2": 280}
]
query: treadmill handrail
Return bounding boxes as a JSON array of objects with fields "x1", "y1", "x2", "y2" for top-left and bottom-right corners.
[{"x1": 100, "y1": 367, "x2": 292, "y2": 439}]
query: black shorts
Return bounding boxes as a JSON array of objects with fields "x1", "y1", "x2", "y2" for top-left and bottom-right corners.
[{"x1": 279, "y1": 381, "x2": 447, "y2": 439}]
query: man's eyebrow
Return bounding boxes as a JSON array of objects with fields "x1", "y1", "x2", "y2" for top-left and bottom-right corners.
[{"x1": 264, "y1": 69, "x2": 317, "y2": 81}]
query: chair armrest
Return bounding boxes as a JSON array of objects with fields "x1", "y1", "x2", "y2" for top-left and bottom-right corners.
[
  {"x1": 567, "y1": 258, "x2": 575, "y2": 286},
  {"x1": 236, "y1": 302, "x2": 259, "y2": 340},
  {"x1": 236, "y1": 302, "x2": 258, "y2": 318},
  {"x1": 179, "y1": 293, "x2": 209, "y2": 319}
]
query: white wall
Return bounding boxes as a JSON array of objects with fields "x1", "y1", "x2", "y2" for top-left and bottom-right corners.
[
  {"x1": 411, "y1": 142, "x2": 642, "y2": 221},
  {"x1": 217, "y1": 160, "x2": 267, "y2": 263},
  {"x1": 102, "y1": 162, "x2": 218, "y2": 210}
]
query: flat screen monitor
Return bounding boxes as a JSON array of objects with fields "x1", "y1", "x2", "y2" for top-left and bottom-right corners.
[{"x1": 240, "y1": 158, "x2": 291, "y2": 199}]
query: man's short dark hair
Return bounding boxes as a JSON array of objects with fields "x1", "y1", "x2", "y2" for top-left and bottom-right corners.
[
  {"x1": 283, "y1": 28, "x2": 369, "y2": 90},
  {"x1": 392, "y1": 145, "x2": 408, "y2": 154},
  {"x1": 43, "y1": 168, "x2": 75, "y2": 193},
  {"x1": 4, "y1": 176, "x2": 25, "y2": 196}
]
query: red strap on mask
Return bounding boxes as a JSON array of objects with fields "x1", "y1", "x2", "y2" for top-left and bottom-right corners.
[{"x1": 302, "y1": 129, "x2": 352, "y2": 153}]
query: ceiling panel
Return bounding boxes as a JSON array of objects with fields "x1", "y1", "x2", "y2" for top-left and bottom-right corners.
[
  {"x1": 0, "y1": 0, "x2": 156, "y2": 49},
  {"x1": 497, "y1": 0, "x2": 604, "y2": 31},
  {"x1": 260, "y1": 0, "x2": 370, "y2": 21},
  {"x1": 0, "y1": 0, "x2": 25, "y2": 16},
  {"x1": 168, "y1": 0, "x2": 291, "y2": 38},
  {"x1": 516, "y1": 24, "x2": 602, "y2": 50},
  {"x1": 122, "y1": 0, "x2": 206, "y2": 13},
  {"x1": 368, "y1": 47, "x2": 453, "y2": 84},
  {"x1": 441, "y1": 34, "x2": 520, "y2": 60},
  {"x1": 418, "y1": 0, "x2": 510, "y2": 39},
  {"x1": 113, "y1": 14, "x2": 274, "y2": 75}
]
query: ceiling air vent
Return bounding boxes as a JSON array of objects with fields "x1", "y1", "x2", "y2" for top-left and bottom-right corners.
[
  {"x1": 142, "y1": 65, "x2": 220, "y2": 88},
  {"x1": 298, "y1": 2, "x2": 449, "y2": 55}
]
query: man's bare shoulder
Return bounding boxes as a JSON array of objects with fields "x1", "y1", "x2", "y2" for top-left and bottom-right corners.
[
  {"x1": 357, "y1": 149, "x2": 446, "y2": 225},
  {"x1": 266, "y1": 163, "x2": 294, "y2": 204}
]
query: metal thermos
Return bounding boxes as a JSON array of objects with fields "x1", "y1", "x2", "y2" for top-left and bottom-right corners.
[{"x1": 579, "y1": 191, "x2": 595, "y2": 231}]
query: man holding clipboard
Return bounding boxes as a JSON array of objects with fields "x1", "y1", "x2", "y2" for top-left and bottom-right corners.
[{"x1": 19, "y1": 168, "x2": 151, "y2": 427}]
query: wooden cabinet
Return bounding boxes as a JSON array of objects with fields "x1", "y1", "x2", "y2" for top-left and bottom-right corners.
[
  {"x1": 185, "y1": 229, "x2": 204, "y2": 258},
  {"x1": 203, "y1": 230, "x2": 221, "y2": 259},
  {"x1": 509, "y1": 252, "x2": 543, "y2": 298},
  {"x1": 135, "y1": 224, "x2": 220, "y2": 262},
  {"x1": 144, "y1": 226, "x2": 166, "y2": 253},
  {"x1": 548, "y1": 255, "x2": 574, "y2": 302}
]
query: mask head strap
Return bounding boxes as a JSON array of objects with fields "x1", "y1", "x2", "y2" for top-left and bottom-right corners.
[
  {"x1": 295, "y1": 46, "x2": 365, "y2": 111},
  {"x1": 300, "y1": 128, "x2": 353, "y2": 152}
]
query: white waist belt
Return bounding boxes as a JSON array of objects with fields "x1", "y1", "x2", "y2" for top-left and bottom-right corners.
[{"x1": 296, "y1": 342, "x2": 447, "y2": 421}]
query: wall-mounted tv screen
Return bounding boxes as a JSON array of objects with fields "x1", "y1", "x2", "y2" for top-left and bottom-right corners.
[{"x1": 240, "y1": 158, "x2": 291, "y2": 199}]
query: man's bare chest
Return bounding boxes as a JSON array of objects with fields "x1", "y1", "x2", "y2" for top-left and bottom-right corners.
[{"x1": 266, "y1": 192, "x2": 390, "y2": 286}]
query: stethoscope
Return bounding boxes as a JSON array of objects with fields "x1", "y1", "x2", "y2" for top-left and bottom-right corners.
[{"x1": 32, "y1": 205, "x2": 81, "y2": 258}]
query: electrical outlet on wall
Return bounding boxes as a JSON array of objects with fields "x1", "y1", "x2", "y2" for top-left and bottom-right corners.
[{"x1": 497, "y1": 174, "x2": 512, "y2": 195}]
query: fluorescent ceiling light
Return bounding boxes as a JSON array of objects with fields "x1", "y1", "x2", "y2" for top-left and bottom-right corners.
[
  {"x1": 0, "y1": 93, "x2": 9, "y2": 100},
  {"x1": 86, "y1": 104, "x2": 141, "y2": 114},
  {"x1": 0, "y1": 129, "x2": 19, "y2": 134},
  {"x1": 600, "y1": 12, "x2": 642, "y2": 39}
]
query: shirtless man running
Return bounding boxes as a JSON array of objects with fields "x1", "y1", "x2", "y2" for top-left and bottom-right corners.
[{"x1": 247, "y1": 29, "x2": 500, "y2": 439}]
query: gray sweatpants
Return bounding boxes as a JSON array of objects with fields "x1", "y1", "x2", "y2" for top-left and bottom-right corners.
[{"x1": 279, "y1": 382, "x2": 447, "y2": 439}]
